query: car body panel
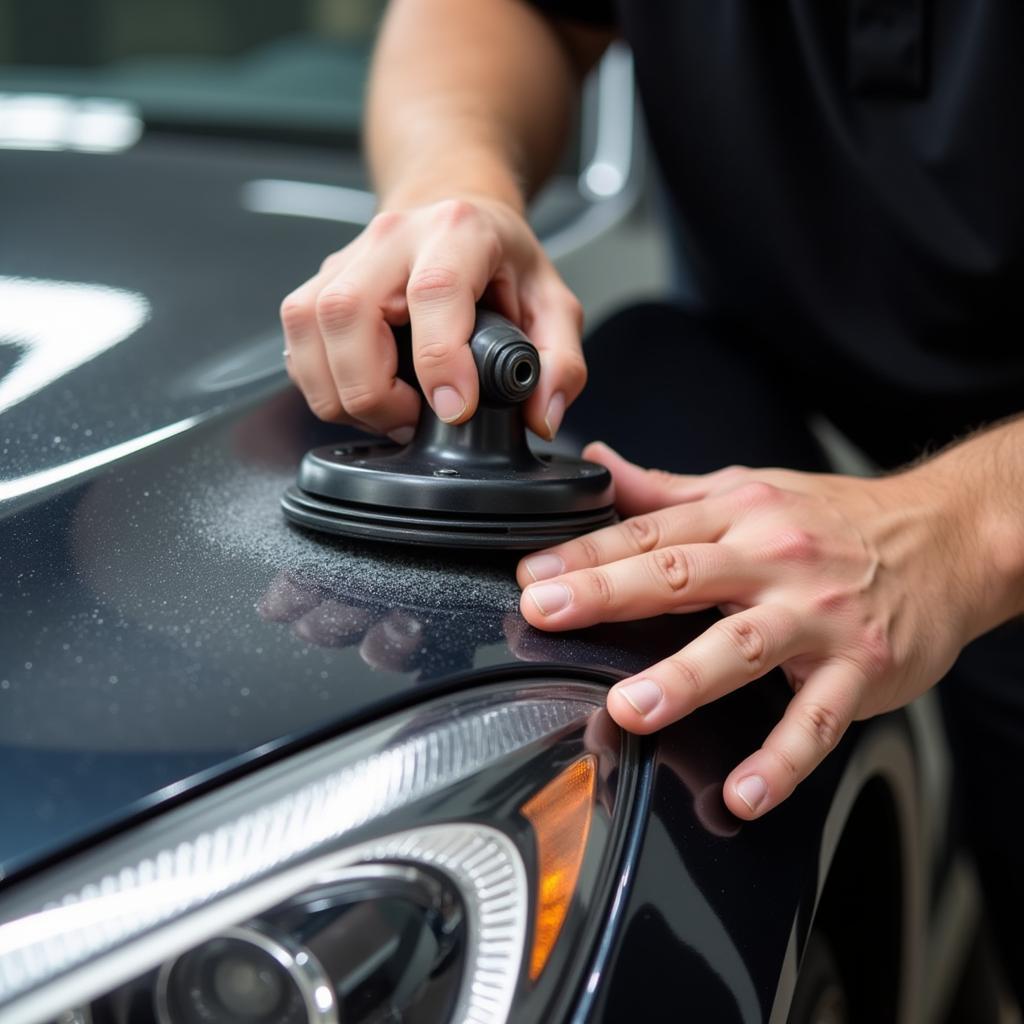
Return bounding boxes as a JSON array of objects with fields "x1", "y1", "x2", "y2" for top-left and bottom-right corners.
[
  {"x1": 0, "y1": 379, "x2": 705, "y2": 877},
  {"x1": 584, "y1": 713, "x2": 921, "y2": 1024}
]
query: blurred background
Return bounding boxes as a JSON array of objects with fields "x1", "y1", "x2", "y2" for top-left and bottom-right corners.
[
  {"x1": 0, "y1": 0, "x2": 670, "y2": 325},
  {"x1": 0, "y1": 0, "x2": 380, "y2": 138}
]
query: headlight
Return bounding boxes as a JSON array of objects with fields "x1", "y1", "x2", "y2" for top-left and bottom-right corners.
[{"x1": 0, "y1": 681, "x2": 635, "y2": 1024}]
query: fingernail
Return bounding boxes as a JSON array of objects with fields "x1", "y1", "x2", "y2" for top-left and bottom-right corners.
[
  {"x1": 544, "y1": 391, "x2": 566, "y2": 440},
  {"x1": 523, "y1": 553, "x2": 564, "y2": 582},
  {"x1": 432, "y1": 386, "x2": 466, "y2": 423},
  {"x1": 616, "y1": 678, "x2": 663, "y2": 716},
  {"x1": 735, "y1": 775, "x2": 768, "y2": 813},
  {"x1": 388, "y1": 425, "x2": 415, "y2": 445},
  {"x1": 526, "y1": 582, "x2": 572, "y2": 616}
]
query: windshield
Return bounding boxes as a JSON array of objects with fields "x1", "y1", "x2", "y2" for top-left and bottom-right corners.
[{"x1": 0, "y1": 0, "x2": 385, "y2": 139}]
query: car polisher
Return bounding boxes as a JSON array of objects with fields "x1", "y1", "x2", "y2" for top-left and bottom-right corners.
[{"x1": 281, "y1": 311, "x2": 616, "y2": 550}]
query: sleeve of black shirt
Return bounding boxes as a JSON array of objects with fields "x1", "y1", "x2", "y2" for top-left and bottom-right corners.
[{"x1": 521, "y1": 0, "x2": 618, "y2": 28}]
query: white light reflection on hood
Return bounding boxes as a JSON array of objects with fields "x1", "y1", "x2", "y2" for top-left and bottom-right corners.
[
  {"x1": 0, "y1": 413, "x2": 207, "y2": 506},
  {"x1": 0, "y1": 276, "x2": 150, "y2": 415},
  {"x1": 0, "y1": 94, "x2": 142, "y2": 153}
]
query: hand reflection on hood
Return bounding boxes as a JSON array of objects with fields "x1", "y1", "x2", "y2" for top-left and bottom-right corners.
[
  {"x1": 257, "y1": 570, "x2": 423, "y2": 672},
  {"x1": 258, "y1": 570, "x2": 741, "y2": 837},
  {"x1": 659, "y1": 735, "x2": 742, "y2": 838},
  {"x1": 581, "y1": 688, "x2": 741, "y2": 838},
  {"x1": 257, "y1": 568, "x2": 569, "y2": 677}
]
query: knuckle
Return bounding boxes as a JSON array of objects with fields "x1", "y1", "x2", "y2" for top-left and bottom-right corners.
[
  {"x1": 318, "y1": 248, "x2": 347, "y2": 274},
  {"x1": 814, "y1": 588, "x2": 850, "y2": 615},
  {"x1": 624, "y1": 513, "x2": 663, "y2": 554},
  {"x1": 579, "y1": 567, "x2": 615, "y2": 607},
  {"x1": 407, "y1": 266, "x2": 461, "y2": 304},
  {"x1": 480, "y1": 228, "x2": 502, "y2": 268},
  {"x1": 647, "y1": 466, "x2": 682, "y2": 490},
  {"x1": 713, "y1": 464, "x2": 750, "y2": 488},
  {"x1": 307, "y1": 393, "x2": 343, "y2": 422},
  {"x1": 556, "y1": 349, "x2": 588, "y2": 393},
  {"x1": 716, "y1": 616, "x2": 767, "y2": 668},
  {"x1": 665, "y1": 654, "x2": 706, "y2": 702},
  {"x1": 316, "y1": 285, "x2": 362, "y2": 334},
  {"x1": 733, "y1": 480, "x2": 781, "y2": 511},
  {"x1": 279, "y1": 295, "x2": 310, "y2": 333},
  {"x1": 415, "y1": 337, "x2": 460, "y2": 371},
  {"x1": 651, "y1": 545, "x2": 691, "y2": 594},
  {"x1": 338, "y1": 385, "x2": 383, "y2": 419},
  {"x1": 433, "y1": 198, "x2": 479, "y2": 227},
  {"x1": 365, "y1": 211, "x2": 402, "y2": 238},
  {"x1": 575, "y1": 533, "x2": 603, "y2": 568},
  {"x1": 796, "y1": 702, "x2": 843, "y2": 754},
  {"x1": 772, "y1": 528, "x2": 818, "y2": 563},
  {"x1": 770, "y1": 743, "x2": 802, "y2": 781},
  {"x1": 854, "y1": 622, "x2": 895, "y2": 676}
]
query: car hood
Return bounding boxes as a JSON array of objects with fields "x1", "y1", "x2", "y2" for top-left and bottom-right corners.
[
  {"x1": 0, "y1": 388, "x2": 691, "y2": 881},
  {"x1": 0, "y1": 136, "x2": 367, "y2": 493},
  {"x1": 0, "y1": 141, "x2": 693, "y2": 879}
]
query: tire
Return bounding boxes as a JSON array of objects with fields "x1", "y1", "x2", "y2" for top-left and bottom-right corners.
[
  {"x1": 787, "y1": 929, "x2": 849, "y2": 1024},
  {"x1": 943, "y1": 919, "x2": 1006, "y2": 1024}
]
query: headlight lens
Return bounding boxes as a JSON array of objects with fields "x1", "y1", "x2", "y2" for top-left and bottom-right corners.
[{"x1": 0, "y1": 681, "x2": 633, "y2": 1024}]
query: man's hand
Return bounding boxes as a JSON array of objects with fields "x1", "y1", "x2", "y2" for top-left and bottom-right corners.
[
  {"x1": 280, "y1": 196, "x2": 585, "y2": 443},
  {"x1": 516, "y1": 437, "x2": 1024, "y2": 821},
  {"x1": 280, "y1": 0, "x2": 605, "y2": 444}
]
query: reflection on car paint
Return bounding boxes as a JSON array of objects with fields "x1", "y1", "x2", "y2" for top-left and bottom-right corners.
[
  {"x1": 241, "y1": 178, "x2": 376, "y2": 224},
  {"x1": 0, "y1": 276, "x2": 149, "y2": 414},
  {"x1": 0, "y1": 413, "x2": 205, "y2": 506},
  {"x1": 0, "y1": 142, "x2": 363, "y2": 485},
  {"x1": 0, "y1": 94, "x2": 142, "y2": 153}
]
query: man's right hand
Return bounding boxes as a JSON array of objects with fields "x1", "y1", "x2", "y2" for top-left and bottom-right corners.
[{"x1": 279, "y1": 195, "x2": 587, "y2": 444}]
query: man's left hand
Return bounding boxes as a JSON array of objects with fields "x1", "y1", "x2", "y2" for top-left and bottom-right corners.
[{"x1": 516, "y1": 441, "x2": 993, "y2": 820}]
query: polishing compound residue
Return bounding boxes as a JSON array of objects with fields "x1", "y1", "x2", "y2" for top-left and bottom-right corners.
[{"x1": 185, "y1": 453, "x2": 522, "y2": 614}]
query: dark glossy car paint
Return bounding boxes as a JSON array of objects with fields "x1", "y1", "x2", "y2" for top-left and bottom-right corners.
[{"x1": 0, "y1": 129, "x2": 965, "y2": 1022}]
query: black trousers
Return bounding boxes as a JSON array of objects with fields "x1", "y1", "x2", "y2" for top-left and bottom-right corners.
[{"x1": 563, "y1": 302, "x2": 1024, "y2": 1003}]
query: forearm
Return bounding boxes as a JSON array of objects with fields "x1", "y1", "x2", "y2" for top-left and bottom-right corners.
[
  {"x1": 901, "y1": 414, "x2": 1024, "y2": 637},
  {"x1": 366, "y1": 0, "x2": 586, "y2": 212}
]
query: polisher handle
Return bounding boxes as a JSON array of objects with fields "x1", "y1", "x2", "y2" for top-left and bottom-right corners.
[
  {"x1": 469, "y1": 311, "x2": 540, "y2": 405},
  {"x1": 393, "y1": 310, "x2": 540, "y2": 408}
]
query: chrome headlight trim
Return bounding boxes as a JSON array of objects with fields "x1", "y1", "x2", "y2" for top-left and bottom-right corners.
[
  {"x1": 153, "y1": 922, "x2": 340, "y2": 1024},
  {"x1": 0, "y1": 685, "x2": 600, "y2": 1024}
]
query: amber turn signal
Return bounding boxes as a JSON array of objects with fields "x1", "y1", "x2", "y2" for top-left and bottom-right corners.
[{"x1": 520, "y1": 755, "x2": 597, "y2": 980}]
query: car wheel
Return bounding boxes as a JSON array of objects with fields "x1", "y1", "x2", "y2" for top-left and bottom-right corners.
[
  {"x1": 943, "y1": 918, "x2": 1007, "y2": 1024},
  {"x1": 787, "y1": 929, "x2": 849, "y2": 1024}
]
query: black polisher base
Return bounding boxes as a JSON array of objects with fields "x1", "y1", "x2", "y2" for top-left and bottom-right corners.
[
  {"x1": 282, "y1": 441, "x2": 617, "y2": 551},
  {"x1": 281, "y1": 489, "x2": 616, "y2": 550}
]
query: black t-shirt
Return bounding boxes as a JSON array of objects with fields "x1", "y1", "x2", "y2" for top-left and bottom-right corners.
[{"x1": 528, "y1": 0, "x2": 1024, "y2": 428}]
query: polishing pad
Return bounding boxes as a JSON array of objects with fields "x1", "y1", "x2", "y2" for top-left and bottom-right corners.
[{"x1": 282, "y1": 312, "x2": 616, "y2": 550}]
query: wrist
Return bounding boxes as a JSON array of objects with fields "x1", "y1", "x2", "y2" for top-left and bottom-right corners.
[
  {"x1": 901, "y1": 443, "x2": 1024, "y2": 638},
  {"x1": 376, "y1": 147, "x2": 526, "y2": 215}
]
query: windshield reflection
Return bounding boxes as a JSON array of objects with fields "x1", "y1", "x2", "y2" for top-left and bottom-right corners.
[{"x1": 0, "y1": 0, "x2": 385, "y2": 137}]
